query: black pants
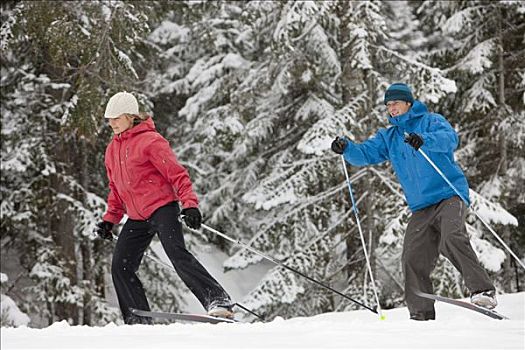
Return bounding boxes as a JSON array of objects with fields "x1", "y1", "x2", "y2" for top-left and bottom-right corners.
[
  {"x1": 111, "y1": 202, "x2": 231, "y2": 324},
  {"x1": 402, "y1": 196, "x2": 494, "y2": 316}
]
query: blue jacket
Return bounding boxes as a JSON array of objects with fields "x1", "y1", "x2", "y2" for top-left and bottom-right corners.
[{"x1": 343, "y1": 100, "x2": 470, "y2": 212}]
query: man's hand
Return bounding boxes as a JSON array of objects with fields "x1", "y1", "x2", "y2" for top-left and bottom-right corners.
[
  {"x1": 331, "y1": 137, "x2": 348, "y2": 155},
  {"x1": 181, "y1": 208, "x2": 202, "y2": 230},
  {"x1": 95, "y1": 221, "x2": 114, "y2": 241},
  {"x1": 404, "y1": 133, "x2": 424, "y2": 150}
]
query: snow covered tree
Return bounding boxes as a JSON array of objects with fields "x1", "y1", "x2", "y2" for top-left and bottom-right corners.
[
  {"x1": 1, "y1": 0, "x2": 522, "y2": 327},
  {"x1": 146, "y1": 0, "x2": 481, "y2": 320},
  {"x1": 1, "y1": 1, "x2": 157, "y2": 325},
  {"x1": 416, "y1": 0, "x2": 524, "y2": 294},
  {"x1": 1, "y1": 273, "x2": 30, "y2": 327}
]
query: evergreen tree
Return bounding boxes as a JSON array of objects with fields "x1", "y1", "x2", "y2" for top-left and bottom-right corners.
[
  {"x1": 1, "y1": 0, "x2": 522, "y2": 327},
  {"x1": 0, "y1": 0, "x2": 158, "y2": 325},
  {"x1": 416, "y1": 0, "x2": 524, "y2": 294},
  {"x1": 147, "y1": 0, "x2": 471, "y2": 320}
]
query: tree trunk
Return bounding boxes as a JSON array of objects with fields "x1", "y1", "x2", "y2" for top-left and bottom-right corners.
[
  {"x1": 79, "y1": 138, "x2": 94, "y2": 325},
  {"x1": 50, "y1": 139, "x2": 80, "y2": 324},
  {"x1": 338, "y1": 0, "x2": 352, "y2": 106},
  {"x1": 336, "y1": 0, "x2": 356, "y2": 282},
  {"x1": 496, "y1": 6, "x2": 512, "y2": 292},
  {"x1": 497, "y1": 13, "x2": 507, "y2": 176}
]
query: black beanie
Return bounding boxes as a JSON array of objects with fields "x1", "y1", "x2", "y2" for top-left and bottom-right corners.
[{"x1": 384, "y1": 83, "x2": 414, "y2": 105}]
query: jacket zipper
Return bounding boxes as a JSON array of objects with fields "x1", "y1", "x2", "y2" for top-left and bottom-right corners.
[{"x1": 118, "y1": 137, "x2": 145, "y2": 220}]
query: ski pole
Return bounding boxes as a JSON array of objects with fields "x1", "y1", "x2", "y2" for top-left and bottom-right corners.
[
  {"x1": 406, "y1": 133, "x2": 525, "y2": 271},
  {"x1": 340, "y1": 156, "x2": 384, "y2": 320},
  {"x1": 109, "y1": 234, "x2": 264, "y2": 320},
  {"x1": 198, "y1": 222, "x2": 378, "y2": 314},
  {"x1": 233, "y1": 302, "x2": 263, "y2": 320}
]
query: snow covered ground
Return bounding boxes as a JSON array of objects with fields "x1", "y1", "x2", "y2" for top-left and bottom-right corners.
[{"x1": 2, "y1": 292, "x2": 523, "y2": 350}]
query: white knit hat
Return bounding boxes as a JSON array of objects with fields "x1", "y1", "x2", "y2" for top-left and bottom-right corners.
[{"x1": 104, "y1": 92, "x2": 139, "y2": 119}]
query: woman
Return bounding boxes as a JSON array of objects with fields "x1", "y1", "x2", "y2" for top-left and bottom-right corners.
[{"x1": 95, "y1": 91, "x2": 233, "y2": 324}]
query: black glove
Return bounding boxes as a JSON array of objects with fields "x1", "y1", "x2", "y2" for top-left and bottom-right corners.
[
  {"x1": 95, "y1": 221, "x2": 114, "y2": 241},
  {"x1": 331, "y1": 136, "x2": 347, "y2": 154},
  {"x1": 404, "y1": 132, "x2": 424, "y2": 150},
  {"x1": 181, "y1": 208, "x2": 202, "y2": 230}
]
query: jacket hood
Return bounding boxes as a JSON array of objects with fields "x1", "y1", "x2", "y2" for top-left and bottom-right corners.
[
  {"x1": 388, "y1": 100, "x2": 428, "y2": 128},
  {"x1": 113, "y1": 116, "x2": 155, "y2": 141}
]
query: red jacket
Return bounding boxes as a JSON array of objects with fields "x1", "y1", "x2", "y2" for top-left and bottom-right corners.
[{"x1": 102, "y1": 117, "x2": 199, "y2": 224}]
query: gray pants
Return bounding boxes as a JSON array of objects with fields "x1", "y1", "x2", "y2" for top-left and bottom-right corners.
[{"x1": 402, "y1": 196, "x2": 494, "y2": 315}]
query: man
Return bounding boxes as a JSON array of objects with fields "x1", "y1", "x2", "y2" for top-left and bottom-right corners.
[{"x1": 331, "y1": 83, "x2": 496, "y2": 321}]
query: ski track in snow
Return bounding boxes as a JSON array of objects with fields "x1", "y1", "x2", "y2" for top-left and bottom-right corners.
[{"x1": 1, "y1": 293, "x2": 524, "y2": 350}]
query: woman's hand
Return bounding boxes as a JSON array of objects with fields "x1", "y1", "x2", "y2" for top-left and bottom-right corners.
[
  {"x1": 181, "y1": 208, "x2": 202, "y2": 230},
  {"x1": 95, "y1": 221, "x2": 114, "y2": 240}
]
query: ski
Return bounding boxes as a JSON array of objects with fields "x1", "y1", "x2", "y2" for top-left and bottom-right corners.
[
  {"x1": 415, "y1": 291, "x2": 508, "y2": 320},
  {"x1": 130, "y1": 308, "x2": 238, "y2": 324}
]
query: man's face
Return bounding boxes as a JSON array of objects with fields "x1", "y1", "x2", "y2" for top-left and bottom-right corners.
[
  {"x1": 386, "y1": 100, "x2": 411, "y2": 117},
  {"x1": 107, "y1": 114, "x2": 134, "y2": 135}
]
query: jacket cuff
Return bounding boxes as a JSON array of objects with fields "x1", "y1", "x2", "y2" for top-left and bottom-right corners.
[
  {"x1": 102, "y1": 212, "x2": 123, "y2": 225},
  {"x1": 181, "y1": 200, "x2": 199, "y2": 209}
]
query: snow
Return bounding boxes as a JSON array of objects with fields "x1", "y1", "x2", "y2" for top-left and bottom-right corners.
[
  {"x1": 444, "y1": 9, "x2": 469, "y2": 34},
  {"x1": 0, "y1": 143, "x2": 32, "y2": 173},
  {"x1": 148, "y1": 20, "x2": 189, "y2": 45},
  {"x1": 59, "y1": 94, "x2": 78, "y2": 126},
  {"x1": 2, "y1": 2, "x2": 524, "y2": 348},
  {"x1": 295, "y1": 96, "x2": 338, "y2": 155},
  {"x1": 149, "y1": 242, "x2": 273, "y2": 314},
  {"x1": 2, "y1": 292, "x2": 523, "y2": 349},
  {"x1": 457, "y1": 40, "x2": 495, "y2": 74},
  {"x1": 115, "y1": 49, "x2": 139, "y2": 79},
  {"x1": 224, "y1": 248, "x2": 265, "y2": 270},
  {"x1": 468, "y1": 226, "x2": 507, "y2": 272},
  {"x1": 464, "y1": 76, "x2": 497, "y2": 113},
  {"x1": 100, "y1": 4, "x2": 111, "y2": 22},
  {"x1": 301, "y1": 68, "x2": 312, "y2": 83},
  {"x1": 259, "y1": 187, "x2": 298, "y2": 210},
  {"x1": 243, "y1": 268, "x2": 305, "y2": 308},
  {"x1": 0, "y1": 295, "x2": 31, "y2": 328},
  {"x1": 352, "y1": 27, "x2": 368, "y2": 38},
  {"x1": 1, "y1": 273, "x2": 31, "y2": 327},
  {"x1": 469, "y1": 189, "x2": 518, "y2": 227},
  {"x1": 437, "y1": 75, "x2": 457, "y2": 94},
  {"x1": 222, "y1": 53, "x2": 249, "y2": 70}
]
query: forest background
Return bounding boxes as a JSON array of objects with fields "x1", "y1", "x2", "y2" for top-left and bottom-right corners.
[{"x1": 1, "y1": 0, "x2": 524, "y2": 328}]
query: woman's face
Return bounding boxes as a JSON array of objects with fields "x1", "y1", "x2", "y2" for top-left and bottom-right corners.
[{"x1": 108, "y1": 114, "x2": 134, "y2": 135}]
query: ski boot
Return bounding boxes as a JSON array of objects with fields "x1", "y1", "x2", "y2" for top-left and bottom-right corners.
[{"x1": 471, "y1": 290, "x2": 497, "y2": 309}]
